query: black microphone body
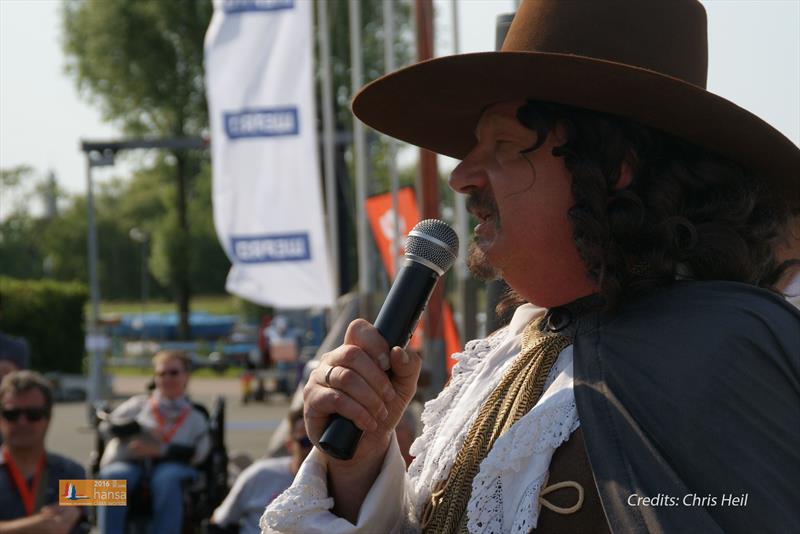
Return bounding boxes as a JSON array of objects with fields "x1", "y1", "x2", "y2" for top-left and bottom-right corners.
[
  {"x1": 318, "y1": 220, "x2": 458, "y2": 460},
  {"x1": 374, "y1": 259, "x2": 439, "y2": 349}
]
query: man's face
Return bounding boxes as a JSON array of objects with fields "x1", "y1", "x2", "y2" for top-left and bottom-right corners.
[
  {"x1": 449, "y1": 101, "x2": 596, "y2": 307},
  {"x1": 0, "y1": 389, "x2": 50, "y2": 449},
  {"x1": 154, "y1": 358, "x2": 189, "y2": 400},
  {"x1": 288, "y1": 418, "x2": 312, "y2": 465}
]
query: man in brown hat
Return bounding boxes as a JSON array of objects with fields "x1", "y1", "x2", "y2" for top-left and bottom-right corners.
[{"x1": 262, "y1": 1, "x2": 799, "y2": 533}]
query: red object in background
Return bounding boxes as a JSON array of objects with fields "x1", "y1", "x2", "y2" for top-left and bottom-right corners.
[
  {"x1": 365, "y1": 188, "x2": 462, "y2": 374},
  {"x1": 364, "y1": 187, "x2": 418, "y2": 280},
  {"x1": 257, "y1": 314, "x2": 272, "y2": 368}
]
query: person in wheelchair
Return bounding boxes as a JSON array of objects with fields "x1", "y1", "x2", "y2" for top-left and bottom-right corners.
[{"x1": 97, "y1": 350, "x2": 210, "y2": 534}]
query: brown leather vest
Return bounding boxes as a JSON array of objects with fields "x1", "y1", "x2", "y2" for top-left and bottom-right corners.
[{"x1": 533, "y1": 428, "x2": 610, "y2": 533}]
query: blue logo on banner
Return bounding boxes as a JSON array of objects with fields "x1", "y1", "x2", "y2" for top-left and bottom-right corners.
[
  {"x1": 224, "y1": 107, "x2": 299, "y2": 139},
  {"x1": 223, "y1": 0, "x2": 294, "y2": 14},
  {"x1": 232, "y1": 233, "x2": 311, "y2": 263}
]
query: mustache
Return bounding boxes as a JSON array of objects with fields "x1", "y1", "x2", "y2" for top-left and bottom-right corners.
[{"x1": 466, "y1": 189, "x2": 499, "y2": 221}]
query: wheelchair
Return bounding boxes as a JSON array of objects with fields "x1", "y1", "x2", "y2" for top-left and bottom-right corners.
[{"x1": 89, "y1": 396, "x2": 229, "y2": 534}]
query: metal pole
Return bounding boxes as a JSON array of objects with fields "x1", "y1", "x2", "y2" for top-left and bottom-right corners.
[
  {"x1": 451, "y1": 0, "x2": 476, "y2": 343},
  {"x1": 141, "y1": 239, "x2": 148, "y2": 314},
  {"x1": 349, "y1": 0, "x2": 373, "y2": 313},
  {"x1": 383, "y1": 0, "x2": 401, "y2": 278},
  {"x1": 317, "y1": 0, "x2": 340, "y2": 298},
  {"x1": 415, "y1": 0, "x2": 447, "y2": 398},
  {"x1": 85, "y1": 154, "x2": 102, "y2": 414}
]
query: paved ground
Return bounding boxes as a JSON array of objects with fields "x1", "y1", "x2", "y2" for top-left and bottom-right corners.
[{"x1": 47, "y1": 375, "x2": 294, "y2": 474}]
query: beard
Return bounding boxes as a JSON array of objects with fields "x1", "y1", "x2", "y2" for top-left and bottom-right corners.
[
  {"x1": 467, "y1": 241, "x2": 499, "y2": 280},
  {"x1": 466, "y1": 189, "x2": 501, "y2": 281}
]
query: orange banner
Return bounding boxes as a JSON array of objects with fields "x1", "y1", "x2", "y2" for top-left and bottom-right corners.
[
  {"x1": 59, "y1": 480, "x2": 127, "y2": 506},
  {"x1": 365, "y1": 188, "x2": 462, "y2": 373},
  {"x1": 364, "y1": 187, "x2": 418, "y2": 280}
]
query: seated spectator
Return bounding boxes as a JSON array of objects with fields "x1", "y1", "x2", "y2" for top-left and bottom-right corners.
[
  {"x1": 97, "y1": 350, "x2": 210, "y2": 534},
  {"x1": 0, "y1": 370, "x2": 86, "y2": 534},
  {"x1": 210, "y1": 407, "x2": 311, "y2": 534}
]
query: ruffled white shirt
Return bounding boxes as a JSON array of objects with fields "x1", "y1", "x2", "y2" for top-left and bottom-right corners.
[{"x1": 261, "y1": 304, "x2": 580, "y2": 534}]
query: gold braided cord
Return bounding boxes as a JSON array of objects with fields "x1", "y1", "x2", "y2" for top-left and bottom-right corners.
[{"x1": 420, "y1": 318, "x2": 572, "y2": 534}]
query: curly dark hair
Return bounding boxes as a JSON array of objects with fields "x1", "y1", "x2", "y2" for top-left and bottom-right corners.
[{"x1": 497, "y1": 100, "x2": 796, "y2": 313}]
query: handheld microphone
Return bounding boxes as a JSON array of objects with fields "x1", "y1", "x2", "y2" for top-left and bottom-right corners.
[{"x1": 318, "y1": 219, "x2": 459, "y2": 460}]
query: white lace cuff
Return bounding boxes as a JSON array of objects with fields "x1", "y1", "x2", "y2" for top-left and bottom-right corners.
[{"x1": 260, "y1": 435, "x2": 408, "y2": 533}]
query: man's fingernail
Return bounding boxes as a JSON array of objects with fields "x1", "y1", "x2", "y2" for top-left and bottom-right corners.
[
  {"x1": 401, "y1": 348, "x2": 410, "y2": 365},
  {"x1": 383, "y1": 384, "x2": 396, "y2": 402},
  {"x1": 377, "y1": 352, "x2": 390, "y2": 370}
]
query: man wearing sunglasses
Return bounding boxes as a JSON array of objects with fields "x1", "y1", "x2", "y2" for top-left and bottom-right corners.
[
  {"x1": 209, "y1": 407, "x2": 312, "y2": 534},
  {"x1": 0, "y1": 370, "x2": 86, "y2": 534}
]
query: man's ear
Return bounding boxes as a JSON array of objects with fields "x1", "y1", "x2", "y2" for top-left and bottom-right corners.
[{"x1": 615, "y1": 157, "x2": 634, "y2": 190}]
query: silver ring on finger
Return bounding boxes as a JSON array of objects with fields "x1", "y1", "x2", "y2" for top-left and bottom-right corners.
[{"x1": 324, "y1": 365, "x2": 336, "y2": 387}]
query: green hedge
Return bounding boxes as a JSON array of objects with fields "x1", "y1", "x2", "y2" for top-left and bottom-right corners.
[{"x1": 0, "y1": 277, "x2": 88, "y2": 373}]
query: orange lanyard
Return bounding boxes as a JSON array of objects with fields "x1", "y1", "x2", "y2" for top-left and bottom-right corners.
[
  {"x1": 2, "y1": 446, "x2": 45, "y2": 516},
  {"x1": 149, "y1": 398, "x2": 190, "y2": 444}
]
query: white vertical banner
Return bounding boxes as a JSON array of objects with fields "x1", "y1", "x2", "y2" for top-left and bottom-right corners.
[{"x1": 205, "y1": 0, "x2": 334, "y2": 308}]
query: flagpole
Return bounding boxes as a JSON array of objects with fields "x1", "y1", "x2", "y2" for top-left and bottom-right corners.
[
  {"x1": 349, "y1": 0, "x2": 373, "y2": 313},
  {"x1": 383, "y1": 0, "x2": 401, "y2": 278},
  {"x1": 317, "y1": 0, "x2": 339, "y2": 298},
  {"x1": 450, "y1": 0, "x2": 476, "y2": 343},
  {"x1": 415, "y1": 0, "x2": 447, "y2": 398}
]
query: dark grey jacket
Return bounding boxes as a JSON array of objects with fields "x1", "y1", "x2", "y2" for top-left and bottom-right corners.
[{"x1": 570, "y1": 281, "x2": 799, "y2": 534}]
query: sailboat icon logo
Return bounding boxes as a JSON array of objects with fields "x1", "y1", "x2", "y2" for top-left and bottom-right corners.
[{"x1": 63, "y1": 483, "x2": 90, "y2": 501}]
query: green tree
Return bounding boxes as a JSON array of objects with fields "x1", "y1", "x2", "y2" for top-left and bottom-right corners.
[
  {"x1": 62, "y1": 0, "x2": 212, "y2": 338},
  {"x1": 1, "y1": 165, "x2": 46, "y2": 279},
  {"x1": 0, "y1": 213, "x2": 43, "y2": 280},
  {"x1": 37, "y1": 181, "x2": 144, "y2": 300}
]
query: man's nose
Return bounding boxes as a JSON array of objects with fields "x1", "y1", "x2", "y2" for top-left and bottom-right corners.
[{"x1": 448, "y1": 145, "x2": 489, "y2": 194}]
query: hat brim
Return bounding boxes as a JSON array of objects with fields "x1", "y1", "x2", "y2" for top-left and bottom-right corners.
[{"x1": 353, "y1": 52, "x2": 799, "y2": 207}]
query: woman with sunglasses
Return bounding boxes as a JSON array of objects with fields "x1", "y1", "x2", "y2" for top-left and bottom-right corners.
[{"x1": 96, "y1": 350, "x2": 210, "y2": 534}]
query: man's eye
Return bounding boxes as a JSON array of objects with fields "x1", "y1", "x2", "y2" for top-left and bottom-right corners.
[{"x1": 496, "y1": 140, "x2": 519, "y2": 149}]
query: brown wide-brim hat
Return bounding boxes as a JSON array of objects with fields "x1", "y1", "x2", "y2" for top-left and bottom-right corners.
[{"x1": 353, "y1": 0, "x2": 800, "y2": 207}]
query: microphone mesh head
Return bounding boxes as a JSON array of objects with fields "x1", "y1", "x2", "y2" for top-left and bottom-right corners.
[{"x1": 405, "y1": 219, "x2": 459, "y2": 273}]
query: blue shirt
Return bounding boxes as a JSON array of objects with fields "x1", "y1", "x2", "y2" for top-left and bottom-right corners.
[{"x1": 0, "y1": 451, "x2": 87, "y2": 532}]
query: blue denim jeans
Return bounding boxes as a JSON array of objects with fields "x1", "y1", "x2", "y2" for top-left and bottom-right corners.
[{"x1": 97, "y1": 460, "x2": 197, "y2": 534}]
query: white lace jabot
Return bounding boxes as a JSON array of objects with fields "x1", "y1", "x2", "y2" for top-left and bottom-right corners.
[
  {"x1": 409, "y1": 304, "x2": 580, "y2": 533},
  {"x1": 262, "y1": 303, "x2": 580, "y2": 534}
]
